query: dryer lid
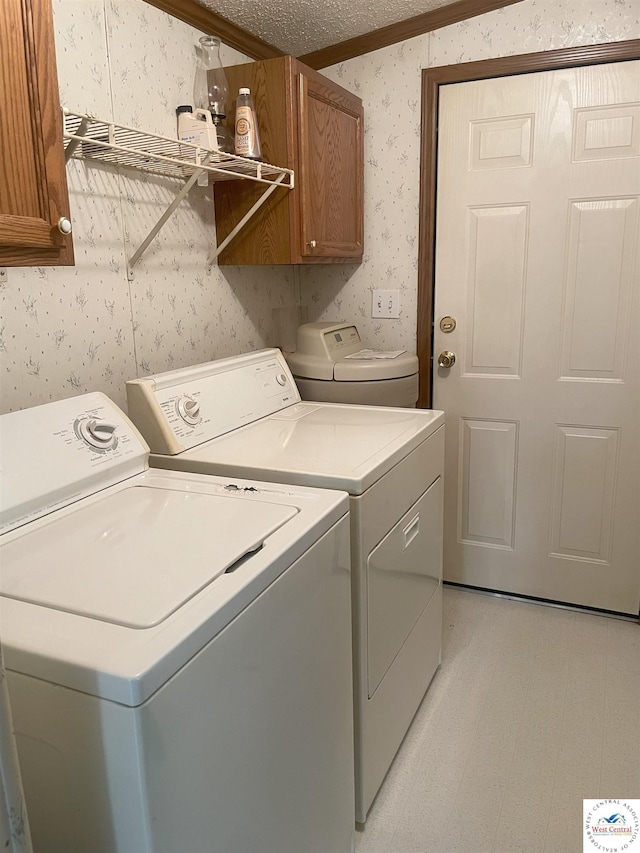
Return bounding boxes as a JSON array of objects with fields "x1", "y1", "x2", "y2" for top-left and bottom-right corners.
[
  {"x1": 174, "y1": 402, "x2": 444, "y2": 495},
  {"x1": 0, "y1": 484, "x2": 296, "y2": 628}
]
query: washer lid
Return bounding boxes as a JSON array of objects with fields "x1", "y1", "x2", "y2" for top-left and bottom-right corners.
[{"x1": 0, "y1": 484, "x2": 296, "y2": 628}]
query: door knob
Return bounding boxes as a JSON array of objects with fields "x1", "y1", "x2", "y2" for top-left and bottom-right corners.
[
  {"x1": 438, "y1": 351, "x2": 456, "y2": 369},
  {"x1": 307, "y1": 240, "x2": 317, "y2": 249}
]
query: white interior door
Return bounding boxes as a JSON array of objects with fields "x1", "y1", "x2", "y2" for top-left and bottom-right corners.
[{"x1": 433, "y1": 61, "x2": 640, "y2": 614}]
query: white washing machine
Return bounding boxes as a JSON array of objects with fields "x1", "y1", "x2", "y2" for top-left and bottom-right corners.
[
  {"x1": 126, "y1": 349, "x2": 445, "y2": 822},
  {"x1": 0, "y1": 645, "x2": 32, "y2": 853},
  {"x1": 285, "y1": 322, "x2": 420, "y2": 407},
  {"x1": 0, "y1": 393, "x2": 354, "y2": 853}
]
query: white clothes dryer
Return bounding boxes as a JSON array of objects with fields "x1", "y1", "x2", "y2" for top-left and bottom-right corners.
[
  {"x1": 126, "y1": 349, "x2": 445, "y2": 822},
  {"x1": 0, "y1": 393, "x2": 354, "y2": 853}
]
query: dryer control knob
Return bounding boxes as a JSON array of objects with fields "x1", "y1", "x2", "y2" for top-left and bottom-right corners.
[
  {"x1": 78, "y1": 418, "x2": 118, "y2": 450},
  {"x1": 177, "y1": 396, "x2": 201, "y2": 425},
  {"x1": 276, "y1": 373, "x2": 287, "y2": 386}
]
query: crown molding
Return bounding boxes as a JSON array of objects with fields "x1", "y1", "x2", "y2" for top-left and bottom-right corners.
[
  {"x1": 299, "y1": 0, "x2": 523, "y2": 69},
  {"x1": 145, "y1": 0, "x2": 524, "y2": 70},
  {"x1": 143, "y1": 0, "x2": 283, "y2": 60}
]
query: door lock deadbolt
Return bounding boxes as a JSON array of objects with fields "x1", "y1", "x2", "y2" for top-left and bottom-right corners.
[{"x1": 439, "y1": 315, "x2": 456, "y2": 333}]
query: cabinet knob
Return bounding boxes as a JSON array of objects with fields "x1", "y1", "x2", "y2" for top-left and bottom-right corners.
[
  {"x1": 307, "y1": 239, "x2": 317, "y2": 249},
  {"x1": 57, "y1": 217, "x2": 72, "y2": 235}
]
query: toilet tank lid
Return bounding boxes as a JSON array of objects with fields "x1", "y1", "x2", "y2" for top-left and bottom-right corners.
[
  {"x1": 286, "y1": 322, "x2": 418, "y2": 381},
  {"x1": 285, "y1": 349, "x2": 419, "y2": 381},
  {"x1": 334, "y1": 352, "x2": 419, "y2": 381}
]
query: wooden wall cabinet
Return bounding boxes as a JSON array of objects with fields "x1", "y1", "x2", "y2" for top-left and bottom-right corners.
[
  {"x1": 214, "y1": 56, "x2": 363, "y2": 265},
  {"x1": 0, "y1": 0, "x2": 73, "y2": 266}
]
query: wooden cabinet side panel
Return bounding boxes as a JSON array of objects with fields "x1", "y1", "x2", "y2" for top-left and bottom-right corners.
[
  {"x1": 0, "y1": 0, "x2": 73, "y2": 266},
  {"x1": 215, "y1": 57, "x2": 294, "y2": 265}
]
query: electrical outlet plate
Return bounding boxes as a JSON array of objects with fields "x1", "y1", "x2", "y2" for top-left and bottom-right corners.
[{"x1": 372, "y1": 289, "x2": 400, "y2": 319}]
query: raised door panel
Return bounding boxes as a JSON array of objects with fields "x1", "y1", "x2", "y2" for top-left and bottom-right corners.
[
  {"x1": 0, "y1": 0, "x2": 73, "y2": 266},
  {"x1": 465, "y1": 205, "x2": 528, "y2": 377},
  {"x1": 560, "y1": 198, "x2": 637, "y2": 380},
  {"x1": 297, "y1": 72, "x2": 363, "y2": 261},
  {"x1": 458, "y1": 418, "x2": 518, "y2": 549},
  {"x1": 549, "y1": 426, "x2": 619, "y2": 563}
]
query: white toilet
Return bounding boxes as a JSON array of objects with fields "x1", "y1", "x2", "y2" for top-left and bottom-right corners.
[{"x1": 284, "y1": 322, "x2": 419, "y2": 407}]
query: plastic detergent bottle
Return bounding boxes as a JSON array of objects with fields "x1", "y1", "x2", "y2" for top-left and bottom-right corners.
[
  {"x1": 177, "y1": 105, "x2": 219, "y2": 146},
  {"x1": 176, "y1": 105, "x2": 218, "y2": 186}
]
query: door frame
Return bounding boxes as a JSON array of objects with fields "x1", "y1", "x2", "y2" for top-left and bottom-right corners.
[{"x1": 416, "y1": 38, "x2": 640, "y2": 407}]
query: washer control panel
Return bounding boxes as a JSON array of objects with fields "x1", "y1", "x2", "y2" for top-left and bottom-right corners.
[
  {"x1": 0, "y1": 392, "x2": 147, "y2": 534},
  {"x1": 126, "y1": 349, "x2": 301, "y2": 454}
]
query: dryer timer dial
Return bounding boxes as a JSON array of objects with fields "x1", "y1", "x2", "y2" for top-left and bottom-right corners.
[{"x1": 176, "y1": 396, "x2": 201, "y2": 425}]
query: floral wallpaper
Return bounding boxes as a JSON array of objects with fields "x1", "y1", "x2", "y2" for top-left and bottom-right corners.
[
  {"x1": 0, "y1": 0, "x2": 298, "y2": 414},
  {"x1": 301, "y1": 0, "x2": 640, "y2": 353},
  {"x1": 1, "y1": 0, "x2": 638, "y2": 414}
]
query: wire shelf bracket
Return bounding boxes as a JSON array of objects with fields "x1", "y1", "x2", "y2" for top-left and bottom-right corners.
[{"x1": 62, "y1": 109, "x2": 294, "y2": 278}]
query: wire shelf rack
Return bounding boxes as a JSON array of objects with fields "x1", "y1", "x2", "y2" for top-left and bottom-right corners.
[
  {"x1": 62, "y1": 109, "x2": 294, "y2": 275},
  {"x1": 63, "y1": 110, "x2": 293, "y2": 187}
]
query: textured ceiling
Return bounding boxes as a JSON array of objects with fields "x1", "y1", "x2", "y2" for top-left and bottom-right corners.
[{"x1": 198, "y1": 0, "x2": 458, "y2": 57}]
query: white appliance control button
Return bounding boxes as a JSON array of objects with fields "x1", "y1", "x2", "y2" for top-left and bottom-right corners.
[
  {"x1": 78, "y1": 418, "x2": 118, "y2": 450},
  {"x1": 276, "y1": 373, "x2": 287, "y2": 386},
  {"x1": 176, "y1": 396, "x2": 201, "y2": 425}
]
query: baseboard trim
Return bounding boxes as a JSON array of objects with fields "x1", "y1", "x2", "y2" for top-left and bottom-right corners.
[{"x1": 444, "y1": 581, "x2": 639, "y2": 623}]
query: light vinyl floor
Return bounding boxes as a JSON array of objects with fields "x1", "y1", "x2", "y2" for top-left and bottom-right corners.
[{"x1": 356, "y1": 586, "x2": 640, "y2": 853}]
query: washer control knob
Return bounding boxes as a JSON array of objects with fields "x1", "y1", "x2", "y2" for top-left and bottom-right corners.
[
  {"x1": 276, "y1": 373, "x2": 287, "y2": 386},
  {"x1": 79, "y1": 418, "x2": 117, "y2": 449},
  {"x1": 177, "y1": 396, "x2": 201, "y2": 425}
]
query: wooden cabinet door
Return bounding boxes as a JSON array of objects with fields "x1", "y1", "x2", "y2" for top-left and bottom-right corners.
[
  {"x1": 297, "y1": 71, "x2": 363, "y2": 261},
  {"x1": 0, "y1": 0, "x2": 73, "y2": 266}
]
